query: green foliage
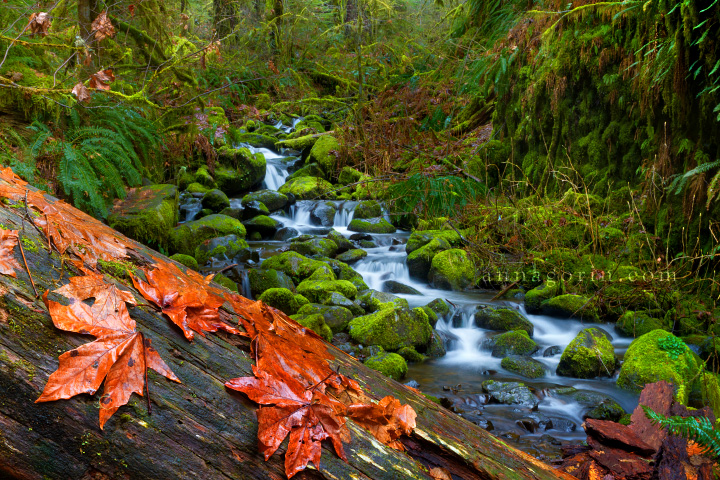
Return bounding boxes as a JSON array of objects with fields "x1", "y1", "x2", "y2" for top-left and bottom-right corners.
[
  {"x1": 387, "y1": 173, "x2": 485, "y2": 219},
  {"x1": 643, "y1": 406, "x2": 720, "y2": 460},
  {"x1": 658, "y1": 335, "x2": 688, "y2": 360},
  {"x1": 668, "y1": 160, "x2": 720, "y2": 195}
]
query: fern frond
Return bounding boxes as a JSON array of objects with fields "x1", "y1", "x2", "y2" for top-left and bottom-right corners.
[
  {"x1": 668, "y1": 159, "x2": 720, "y2": 195},
  {"x1": 643, "y1": 406, "x2": 720, "y2": 460}
]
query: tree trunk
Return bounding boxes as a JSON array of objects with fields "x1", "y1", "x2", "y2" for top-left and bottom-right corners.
[
  {"x1": 78, "y1": 0, "x2": 99, "y2": 41},
  {"x1": 213, "y1": 0, "x2": 237, "y2": 40},
  {"x1": 0, "y1": 184, "x2": 574, "y2": 480}
]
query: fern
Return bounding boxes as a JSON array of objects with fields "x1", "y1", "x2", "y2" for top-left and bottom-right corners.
[
  {"x1": 643, "y1": 406, "x2": 720, "y2": 460},
  {"x1": 667, "y1": 159, "x2": 720, "y2": 195},
  {"x1": 387, "y1": 173, "x2": 485, "y2": 219}
]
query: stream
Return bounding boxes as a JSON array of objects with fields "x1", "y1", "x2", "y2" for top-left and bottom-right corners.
[{"x1": 178, "y1": 121, "x2": 640, "y2": 460}]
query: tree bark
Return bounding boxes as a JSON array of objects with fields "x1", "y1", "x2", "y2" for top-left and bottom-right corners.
[
  {"x1": 0, "y1": 185, "x2": 574, "y2": 480},
  {"x1": 78, "y1": 0, "x2": 99, "y2": 42}
]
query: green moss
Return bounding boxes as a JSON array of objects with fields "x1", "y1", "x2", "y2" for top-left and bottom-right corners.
[
  {"x1": 194, "y1": 235, "x2": 249, "y2": 265},
  {"x1": 428, "y1": 249, "x2": 475, "y2": 291},
  {"x1": 215, "y1": 148, "x2": 266, "y2": 195},
  {"x1": 169, "y1": 253, "x2": 199, "y2": 271},
  {"x1": 338, "y1": 166, "x2": 364, "y2": 185},
  {"x1": 492, "y1": 330, "x2": 538, "y2": 357},
  {"x1": 541, "y1": 294, "x2": 599, "y2": 321},
  {"x1": 296, "y1": 279, "x2": 357, "y2": 303},
  {"x1": 406, "y1": 229, "x2": 463, "y2": 254},
  {"x1": 231, "y1": 132, "x2": 277, "y2": 149},
  {"x1": 335, "y1": 248, "x2": 367, "y2": 263},
  {"x1": 407, "y1": 237, "x2": 452, "y2": 280},
  {"x1": 20, "y1": 236, "x2": 38, "y2": 253},
  {"x1": 501, "y1": 356, "x2": 546, "y2": 379},
  {"x1": 353, "y1": 200, "x2": 382, "y2": 219},
  {"x1": 259, "y1": 288, "x2": 302, "y2": 315},
  {"x1": 474, "y1": 306, "x2": 534, "y2": 335},
  {"x1": 307, "y1": 135, "x2": 341, "y2": 175},
  {"x1": 177, "y1": 167, "x2": 195, "y2": 190},
  {"x1": 290, "y1": 313, "x2": 333, "y2": 342},
  {"x1": 397, "y1": 346, "x2": 425, "y2": 363},
  {"x1": 242, "y1": 190, "x2": 288, "y2": 211},
  {"x1": 278, "y1": 176, "x2": 335, "y2": 200},
  {"x1": 275, "y1": 134, "x2": 319, "y2": 151},
  {"x1": 194, "y1": 166, "x2": 215, "y2": 187},
  {"x1": 289, "y1": 237, "x2": 338, "y2": 257},
  {"x1": 213, "y1": 273, "x2": 238, "y2": 292},
  {"x1": 186, "y1": 182, "x2": 211, "y2": 194},
  {"x1": 287, "y1": 163, "x2": 326, "y2": 181},
  {"x1": 364, "y1": 351, "x2": 408, "y2": 381},
  {"x1": 170, "y1": 214, "x2": 246, "y2": 256},
  {"x1": 201, "y1": 189, "x2": 230, "y2": 212},
  {"x1": 524, "y1": 282, "x2": 562, "y2": 313},
  {"x1": 97, "y1": 259, "x2": 139, "y2": 280},
  {"x1": 618, "y1": 330, "x2": 703, "y2": 403},
  {"x1": 296, "y1": 303, "x2": 353, "y2": 333},
  {"x1": 261, "y1": 251, "x2": 326, "y2": 283},
  {"x1": 248, "y1": 268, "x2": 295, "y2": 297},
  {"x1": 616, "y1": 311, "x2": 668, "y2": 338},
  {"x1": 347, "y1": 217, "x2": 395, "y2": 234},
  {"x1": 557, "y1": 328, "x2": 616, "y2": 379},
  {"x1": 348, "y1": 305, "x2": 432, "y2": 351},
  {"x1": 107, "y1": 184, "x2": 179, "y2": 250}
]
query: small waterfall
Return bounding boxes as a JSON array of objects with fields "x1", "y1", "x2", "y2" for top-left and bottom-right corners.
[
  {"x1": 332, "y1": 201, "x2": 357, "y2": 228},
  {"x1": 271, "y1": 201, "x2": 314, "y2": 231},
  {"x1": 179, "y1": 197, "x2": 202, "y2": 223},
  {"x1": 436, "y1": 305, "x2": 494, "y2": 366},
  {"x1": 353, "y1": 249, "x2": 413, "y2": 291},
  {"x1": 240, "y1": 270, "x2": 252, "y2": 299},
  {"x1": 263, "y1": 163, "x2": 289, "y2": 190}
]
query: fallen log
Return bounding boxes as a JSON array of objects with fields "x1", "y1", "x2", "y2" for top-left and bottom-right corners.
[{"x1": 0, "y1": 176, "x2": 574, "y2": 480}]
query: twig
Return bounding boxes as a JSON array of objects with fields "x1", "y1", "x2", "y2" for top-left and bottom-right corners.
[
  {"x1": 17, "y1": 234, "x2": 38, "y2": 297},
  {"x1": 491, "y1": 281, "x2": 518, "y2": 301},
  {"x1": 141, "y1": 333, "x2": 152, "y2": 415}
]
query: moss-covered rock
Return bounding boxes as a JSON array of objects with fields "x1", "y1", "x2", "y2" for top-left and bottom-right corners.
[
  {"x1": 297, "y1": 303, "x2": 354, "y2": 333},
  {"x1": 321, "y1": 258, "x2": 369, "y2": 291},
  {"x1": 426, "y1": 331, "x2": 447, "y2": 357},
  {"x1": 278, "y1": 176, "x2": 335, "y2": 200},
  {"x1": 177, "y1": 167, "x2": 195, "y2": 190},
  {"x1": 353, "y1": 200, "x2": 382, "y2": 220},
  {"x1": 242, "y1": 190, "x2": 288, "y2": 211},
  {"x1": 289, "y1": 237, "x2": 339, "y2": 257},
  {"x1": 326, "y1": 230, "x2": 353, "y2": 253},
  {"x1": 275, "y1": 134, "x2": 319, "y2": 151},
  {"x1": 248, "y1": 268, "x2": 295, "y2": 297},
  {"x1": 541, "y1": 294, "x2": 599, "y2": 321},
  {"x1": 348, "y1": 305, "x2": 432, "y2": 351},
  {"x1": 407, "y1": 237, "x2": 452, "y2": 280},
  {"x1": 364, "y1": 351, "x2": 407, "y2": 381},
  {"x1": 259, "y1": 288, "x2": 303, "y2": 315},
  {"x1": 347, "y1": 217, "x2": 395, "y2": 234},
  {"x1": 186, "y1": 182, "x2": 212, "y2": 194},
  {"x1": 335, "y1": 248, "x2": 367, "y2": 264},
  {"x1": 307, "y1": 135, "x2": 340, "y2": 175},
  {"x1": 194, "y1": 234, "x2": 250, "y2": 265},
  {"x1": 194, "y1": 166, "x2": 215, "y2": 187},
  {"x1": 616, "y1": 310, "x2": 668, "y2": 338},
  {"x1": 501, "y1": 356, "x2": 546, "y2": 379},
  {"x1": 108, "y1": 184, "x2": 179, "y2": 250},
  {"x1": 428, "y1": 249, "x2": 475, "y2": 291},
  {"x1": 212, "y1": 273, "x2": 237, "y2": 292},
  {"x1": 287, "y1": 163, "x2": 326, "y2": 181},
  {"x1": 474, "y1": 306, "x2": 533, "y2": 335},
  {"x1": 290, "y1": 313, "x2": 333, "y2": 342},
  {"x1": 297, "y1": 278, "x2": 358, "y2": 303},
  {"x1": 426, "y1": 298, "x2": 451, "y2": 319},
  {"x1": 231, "y1": 132, "x2": 277, "y2": 149},
  {"x1": 170, "y1": 214, "x2": 246, "y2": 256},
  {"x1": 170, "y1": 253, "x2": 199, "y2": 271},
  {"x1": 261, "y1": 251, "x2": 327, "y2": 283},
  {"x1": 406, "y1": 229, "x2": 463, "y2": 254},
  {"x1": 338, "y1": 166, "x2": 364, "y2": 185},
  {"x1": 492, "y1": 330, "x2": 539, "y2": 357},
  {"x1": 551, "y1": 387, "x2": 625, "y2": 421},
  {"x1": 557, "y1": 328, "x2": 616, "y2": 379},
  {"x1": 310, "y1": 202, "x2": 337, "y2": 226},
  {"x1": 618, "y1": 330, "x2": 702, "y2": 403},
  {"x1": 215, "y1": 148, "x2": 266, "y2": 195},
  {"x1": 382, "y1": 280, "x2": 421, "y2": 295},
  {"x1": 242, "y1": 215, "x2": 281, "y2": 238},
  {"x1": 398, "y1": 346, "x2": 425, "y2": 363},
  {"x1": 482, "y1": 380, "x2": 539, "y2": 407},
  {"x1": 524, "y1": 282, "x2": 562, "y2": 313},
  {"x1": 201, "y1": 189, "x2": 230, "y2": 212},
  {"x1": 320, "y1": 292, "x2": 364, "y2": 316},
  {"x1": 355, "y1": 289, "x2": 406, "y2": 312}
]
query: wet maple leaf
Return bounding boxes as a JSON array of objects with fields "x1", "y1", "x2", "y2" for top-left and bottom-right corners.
[
  {"x1": 0, "y1": 229, "x2": 21, "y2": 278},
  {"x1": 132, "y1": 261, "x2": 241, "y2": 341},
  {"x1": 27, "y1": 12, "x2": 51, "y2": 37},
  {"x1": 347, "y1": 395, "x2": 417, "y2": 450},
  {"x1": 226, "y1": 366, "x2": 348, "y2": 478},
  {"x1": 89, "y1": 69, "x2": 115, "y2": 91},
  {"x1": 91, "y1": 11, "x2": 116, "y2": 42},
  {"x1": 37, "y1": 274, "x2": 179, "y2": 429},
  {"x1": 72, "y1": 82, "x2": 91, "y2": 104}
]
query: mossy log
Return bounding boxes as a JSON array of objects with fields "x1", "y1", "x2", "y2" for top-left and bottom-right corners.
[{"x1": 0, "y1": 189, "x2": 572, "y2": 479}]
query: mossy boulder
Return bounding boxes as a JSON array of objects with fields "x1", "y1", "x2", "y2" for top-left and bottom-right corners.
[
  {"x1": 278, "y1": 176, "x2": 335, "y2": 200},
  {"x1": 428, "y1": 249, "x2": 475, "y2": 291},
  {"x1": 287, "y1": 163, "x2": 326, "y2": 181},
  {"x1": 347, "y1": 217, "x2": 395, "y2": 234},
  {"x1": 616, "y1": 310, "x2": 668, "y2": 338},
  {"x1": 289, "y1": 237, "x2": 339, "y2": 257},
  {"x1": 491, "y1": 330, "x2": 539, "y2": 358},
  {"x1": 321, "y1": 292, "x2": 364, "y2": 316},
  {"x1": 556, "y1": 328, "x2": 616, "y2": 379},
  {"x1": 242, "y1": 215, "x2": 282, "y2": 238},
  {"x1": 231, "y1": 132, "x2": 277, "y2": 149},
  {"x1": 170, "y1": 253, "x2": 198, "y2": 271},
  {"x1": 215, "y1": 148, "x2": 266, "y2": 195},
  {"x1": 307, "y1": 135, "x2": 341, "y2": 175},
  {"x1": 259, "y1": 288, "x2": 303, "y2": 315},
  {"x1": 310, "y1": 202, "x2": 337, "y2": 226},
  {"x1": 275, "y1": 134, "x2": 319, "y2": 151},
  {"x1": 213, "y1": 273, "x2": 237, "y2": 292},
  {"x1": 348, "y1": 305, "x2": 432, "y2": 351},
  {"x1": 364, "y1": 351, "x2": 407, "y2": 381},
  {"x1": 481, "y1": 380, "x2": 539, "y2": 408},
  {"x1": 194, "y1": 234, "x2": 249, "y2": 265},
  {"x1": 525, "y1": 282, "x2": 562, "y2": 313},
  {"x1": 297, "y1": 303, "x2": 354, "y2": 333},
  {"x1": 355, "y1": 289, "x2": 406, "y2": 313},
  {"x1": 335, "y1": 248, "x2": 367, "y2": 264},
  {"x1": 426, "y1": 298, "x2": 451, "y2": 320},
  {"x1": 382, "y1": 280, "x2": 421, "y2": 295},
  {"x1": 170, "y1": 214, "x2": 246, "y2": 256},
  {"x1": 248, "y1": 268, "x2": 295, "y2": 297},
  {"x1": 405, "y1": 229, "x2": 462, "y2": 254},
  {"x1": 406, "y1": 237, "x2": 452, "y2": 280},
  {"x1": 551, "y1": 387, "x2": 625, "y2": 421},
  {"x1": 617, "y1": 330, "x2": 702, "y2": 403},
  {"x1": 242, "y1": 190, "x2": 288, "y2": 211},
  {"x1": 338, "y1": 166, "x2": 364, "y2": 185},
  {"x1": 261, "y1": 251, "x2": 326, "y2": 283},
  {"x1": 353, "y1": 200, "x2": 382, "y2": 220},
  {"x1": 501, "y1": 356, "x2": 546, "y2": 379},
  {"x1": 474, "y1": 306, "x2": 533, "y2": 335},
  {"x1": 290, "y1": 313, "x2": 333, "y2": 342},
  {"x1": 108, "y1": 184, "x2": 179, "y2": 250},
  {"x1": 177, "y1": 167, "x2": 195, "y2": 190},
  {"x1": 322, "y1": 258, "x2": 369, "y2": 291},
  {"x1": 541, "y1": 294, "x2": 599, "y2": 321},
  {"x1": 201, "y1": 189, "x2": 230, "y2": 212},
  {"x1": 426, "y1": 331, "x2": 447, "y2": 357},
  {"x1": 297, "y1": 278, "x2": 358, "y2": 303},
  {"x1": 398, "y1": 346, "x2": 425, "y2": 363},
  {"x1": 186, "y1": 182, "x2": 211, "y2": 194},
  {"x1": 194, "y1": 166, "x2": 215, "y2": 187}
]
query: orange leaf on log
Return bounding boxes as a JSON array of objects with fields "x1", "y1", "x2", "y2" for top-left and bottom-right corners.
[
  {"x1": 0, "y1": 229, "x2": 21, "y2": 277},
  {"x1": 347, "y1": 395, "x2": 417, "y2": 450},
  {"x1": 37, "y1": 274, "x2": 179, "y2": 429},
  {"x1": 132, "y1": 261, "x2": 241, "y2": 341}
]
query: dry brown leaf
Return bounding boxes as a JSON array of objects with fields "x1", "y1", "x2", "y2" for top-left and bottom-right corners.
[
  {"x1": 71, "y1": 82, "x2": 91, "y2": 104},
  {"x1": 37, "y1": 274, "x2": 179, "y2": 429},
  {"x1": 347, "y1": 395, "x2": 417, "y2": 450},
  {"x1": 27, "y1": 12, "x2": 51, "y2": 37},
  {"x1": 0, "y1": 229, "x2": 21, "y2": 278},
  {"x1": 91, "y1": 11, "x2": 116, "y2": 42},
  {"x1": 89, "y1": 69, "x2": 115, "y2": 91}
]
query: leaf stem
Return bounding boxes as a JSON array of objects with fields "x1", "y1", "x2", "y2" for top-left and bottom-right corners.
[{"x1": 141, "y1": 332, "x2": 152, "y2": 415}]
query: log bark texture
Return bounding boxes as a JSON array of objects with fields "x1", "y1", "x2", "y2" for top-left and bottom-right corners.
[{"x1": 0, "y1": 186, "x2": 574, "y2": 480}]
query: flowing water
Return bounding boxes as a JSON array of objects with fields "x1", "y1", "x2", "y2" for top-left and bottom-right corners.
[{"x1": 180, "y1": 120, "x2": 640, "y2": 458}]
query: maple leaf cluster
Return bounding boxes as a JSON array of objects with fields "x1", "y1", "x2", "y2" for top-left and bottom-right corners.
[
  {"x1": 27, "y1": 12, "x2": 51, "y2": 37},
  {"x1": 91, "y1": 11, "x2": 116, "y2": 42}
]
